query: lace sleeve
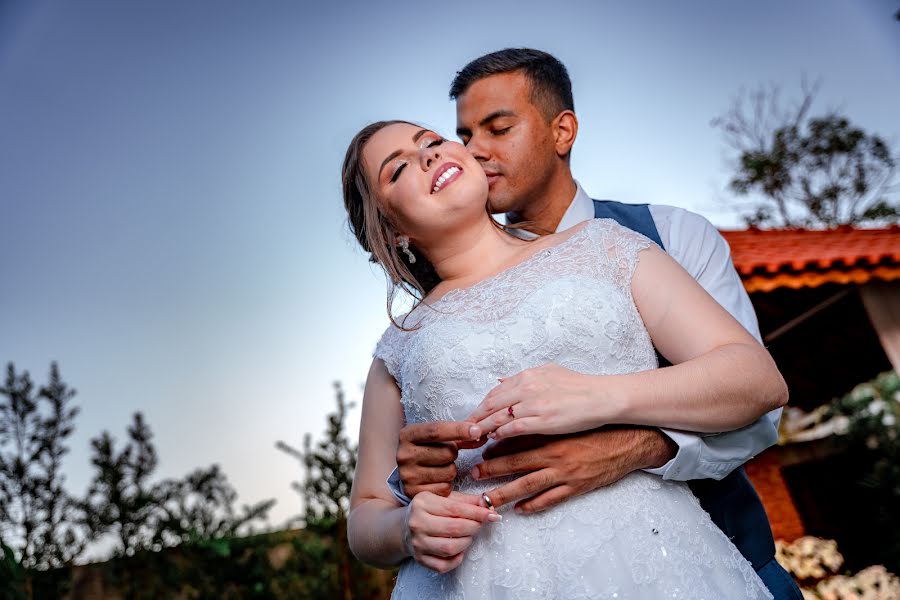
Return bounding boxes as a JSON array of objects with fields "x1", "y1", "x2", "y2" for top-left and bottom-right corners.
[
  {"x1": 587, "y1": 218, "x2": 658, "y2": 289},
  {"x1": 373, "y1": 324, "x2": 402, "y2": 383}
]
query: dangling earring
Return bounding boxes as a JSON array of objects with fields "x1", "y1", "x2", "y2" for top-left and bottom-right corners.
[{"x1": 397, "y1": 235, "x2": 416, "y2": 264}]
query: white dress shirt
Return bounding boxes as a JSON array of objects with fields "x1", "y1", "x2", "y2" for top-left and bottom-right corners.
[{"x1": 524, "y1": 182, "x2": 781, "y2": 481}]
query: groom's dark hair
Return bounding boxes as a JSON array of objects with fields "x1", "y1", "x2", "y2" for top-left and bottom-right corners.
[{"x1": 449, "y1": 48, "x2": 575, "y2": 121}]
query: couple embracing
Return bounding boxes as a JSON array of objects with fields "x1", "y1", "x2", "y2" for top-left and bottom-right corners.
[{"x1": 341, "y1": 49, "x2": 803, "y2": 599}]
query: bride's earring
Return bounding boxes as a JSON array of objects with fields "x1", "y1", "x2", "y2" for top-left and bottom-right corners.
[{"x1": 397, "y1": 235, "x2": 417, "y2": 264}]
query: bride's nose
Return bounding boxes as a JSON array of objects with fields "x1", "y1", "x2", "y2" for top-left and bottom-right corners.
[{"x1": 419, "y1": 144, "x2": 441, "y2": 170}]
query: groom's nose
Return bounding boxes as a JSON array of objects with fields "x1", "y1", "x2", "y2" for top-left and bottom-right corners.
[{"x1": 464, "y1": 134, "x2": 490, "y2": 162}]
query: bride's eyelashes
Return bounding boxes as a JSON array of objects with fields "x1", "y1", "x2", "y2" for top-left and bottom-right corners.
[
  {"x1": 390, "y1": 163, "x2": 406, "y2": 183},
  {"x1": 389, "y1": 137, "x2": 445, "y2": 183}
]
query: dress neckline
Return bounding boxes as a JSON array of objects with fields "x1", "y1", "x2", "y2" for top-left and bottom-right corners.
[{"x1": 424, "y1": 219, "x2": 595, "y2": 309}]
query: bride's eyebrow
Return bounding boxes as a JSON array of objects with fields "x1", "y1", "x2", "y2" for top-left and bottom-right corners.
[{"x1": 378, "y1": 128, "x2": 430, "y2": 179}]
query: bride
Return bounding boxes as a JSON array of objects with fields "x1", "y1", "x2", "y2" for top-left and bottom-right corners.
[{"x1": 342, "y1": 120, "x2": 787, "y2": 599}]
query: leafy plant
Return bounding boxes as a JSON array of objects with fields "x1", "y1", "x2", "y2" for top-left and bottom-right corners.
[{"x1": 713, "y1": 80, "x2": 898, "y2": 227}]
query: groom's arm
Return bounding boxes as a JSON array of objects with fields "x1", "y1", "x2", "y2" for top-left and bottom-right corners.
[
  {"x1": 645, "y1": 205, "x2": 781, "y2": 481},
  {"x1": 389, "y1": 423, "x2": 679, "y2": 511}
]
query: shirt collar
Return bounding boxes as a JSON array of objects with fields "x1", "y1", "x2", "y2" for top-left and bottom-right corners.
[{"x1": 557, "y1": 181, "x2": 594, "y2": 232}]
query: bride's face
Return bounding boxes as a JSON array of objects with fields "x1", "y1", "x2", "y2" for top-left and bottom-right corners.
[{"x1": 362, "y1": 122, "x2": 488, "y2": 246}]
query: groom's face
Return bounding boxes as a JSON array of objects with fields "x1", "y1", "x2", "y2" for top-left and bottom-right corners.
[{"x1": 455, "y1": 71, "x2": 560, "y2": 215}]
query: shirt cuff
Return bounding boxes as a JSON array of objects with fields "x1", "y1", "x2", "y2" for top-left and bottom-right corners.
[
  {"x1": 387, "y1": 467, "x2": 412, "y2": 506},
  {"x1": 642, "y1": 428, "x2": 703, "y2": 481}
]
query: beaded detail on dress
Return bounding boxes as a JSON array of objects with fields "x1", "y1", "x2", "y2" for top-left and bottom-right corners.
[{"x1": 374, "y1": 218, "x2": 772, "y2": 599}]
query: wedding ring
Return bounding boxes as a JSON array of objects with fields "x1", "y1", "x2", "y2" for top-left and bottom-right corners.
[
  {"x1": 482, "y1": 493, "x2": 495, "y2": 510},
  {"x1": 508, "y1": 405, "x2": 515, "y2": 418}
]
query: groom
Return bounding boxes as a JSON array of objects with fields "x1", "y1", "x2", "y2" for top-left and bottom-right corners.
[{"x1": 388, "y1": 49, "x2": 801, "y2": 598}]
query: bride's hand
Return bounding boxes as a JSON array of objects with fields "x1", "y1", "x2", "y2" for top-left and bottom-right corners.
[
  {"x1": 404, "y1": 490, "x2": 501, "y2": 573},
  {"x1": 465, "y1": 364, "x2": 622, "y2": 439}
]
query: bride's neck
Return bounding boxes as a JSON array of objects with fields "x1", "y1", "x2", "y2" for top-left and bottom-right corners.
[{"x1": 425, "y1": 218, "x2": 529, "y2": 289}]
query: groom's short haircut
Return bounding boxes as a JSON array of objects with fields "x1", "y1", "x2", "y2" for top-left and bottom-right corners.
[{"x1": 449, "y1": 48, "x2": 574, "y2": 122}]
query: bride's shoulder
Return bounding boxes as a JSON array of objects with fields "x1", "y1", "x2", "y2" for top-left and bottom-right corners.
[{"x1": 586, "y1": 217, "x2": 658, "y2": 249}]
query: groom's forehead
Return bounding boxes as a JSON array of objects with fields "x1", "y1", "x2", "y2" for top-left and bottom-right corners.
[{"x1": 455, "y1": 73, "x2": 532, "y2": 123}]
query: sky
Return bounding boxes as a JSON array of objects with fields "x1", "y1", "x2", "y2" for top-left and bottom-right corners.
[{"x1": 1, "y1": 0, "x2": 899, "y2": 534}]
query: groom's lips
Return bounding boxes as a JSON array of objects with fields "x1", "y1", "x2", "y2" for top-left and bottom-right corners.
[{"x1": 483, "y1": 170, "x2": 501, "y2": 187}]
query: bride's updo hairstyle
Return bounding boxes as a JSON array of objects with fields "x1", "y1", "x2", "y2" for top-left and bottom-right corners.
[{"x1": 342, "y1": 120, "x2": 442, "y2": 329}]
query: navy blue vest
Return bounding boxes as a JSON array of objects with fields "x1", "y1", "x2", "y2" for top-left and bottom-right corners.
[{"x1": 593, "y1": 199, "x2": 776, "y2": 571}]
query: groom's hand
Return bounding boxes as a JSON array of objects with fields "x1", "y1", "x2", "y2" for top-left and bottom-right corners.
[
  {"x1": 397, "y1": 421, "x2": 485, "y2": 498},
  {"x1": 474, "y1": 427, "x2": 677, "y2": 513}
]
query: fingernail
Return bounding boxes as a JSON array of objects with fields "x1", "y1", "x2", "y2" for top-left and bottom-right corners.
[
  {"x1": 469, "y1": 425, "x2": 481, "y2": 439},
  {"x1": 497, "y1": 377, "x2": 504, "y2": 383},
  {"x1": 470, "y1": 465, "x2": 480, "y2": 479},
  {"x1": 514, "y1": 506, "x2": 524, "y2": 514},
  {"x1": 487, "y1": 432, "x2": 496, "y2": 440},
  {"x1": 487, "y1": 513, "x2": 502, "y2": 522}
]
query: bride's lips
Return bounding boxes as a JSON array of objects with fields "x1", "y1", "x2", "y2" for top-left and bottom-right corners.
[{"x1": 431, "y1": 162, "x2": 463, "y2": 194}]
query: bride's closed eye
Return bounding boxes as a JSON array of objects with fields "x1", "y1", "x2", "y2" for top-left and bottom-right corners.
[{"x1": 389, "y1": 136, "x2": 445, "y2": 183}]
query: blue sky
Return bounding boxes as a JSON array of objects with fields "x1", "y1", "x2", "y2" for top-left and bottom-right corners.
[{"x1": 2, "y1": 0, "x2": 899, "y2": 532}]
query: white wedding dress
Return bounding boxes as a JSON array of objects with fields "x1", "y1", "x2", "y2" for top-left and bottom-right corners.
[{"x1": 374, "y1": 218, "x2": 772, "y2": 599}]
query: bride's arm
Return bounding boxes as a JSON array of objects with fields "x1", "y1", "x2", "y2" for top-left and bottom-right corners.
[
  {"x1": 349, "y1": 358, "x2": 497, "y2": 570},
  {"x1": 468, "y1": 244, "x2": 787, "y2": 436},
  {"x1": 348, "y1": 359, "x2": 410, "y2": 567},
  {"x1": 610, "y1": 243, "x2": 787, "y2": 432}
]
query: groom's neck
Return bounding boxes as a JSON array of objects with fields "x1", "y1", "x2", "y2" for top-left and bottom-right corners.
[{"x1": 506, "y1": 170, "x2": 578, "y2": 236}]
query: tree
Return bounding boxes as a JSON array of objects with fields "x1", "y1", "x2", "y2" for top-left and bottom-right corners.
[
  {"x1": 277, "y1": 381, "x2": 358, "y2": 600},
  {"x1": 276, "y1": 382, "x2": 357, "y2": 529},
  {"x1": 156, "y1": 464, "x2": 276, "y2": 548},
  {"x1": 0, "y1": 362, "x2": 84, "y2": 571},
  {"x1": 81, "y1": 412, "x2": 167, "y2": 557},
  {"x1": 712, "y1": 80, "x2": 899, "y2": 227},
  {"x1": 82, "y1": 413, "x2": 274, "y2": 558}
]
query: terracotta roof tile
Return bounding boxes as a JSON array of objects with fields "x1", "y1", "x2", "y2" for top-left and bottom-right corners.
[
  {"x1": 719, "y1": 226, "x2": 900, "y2": 277},
  {"x1": 717, "y1": 226, "x2": 900, "y2": 292}
]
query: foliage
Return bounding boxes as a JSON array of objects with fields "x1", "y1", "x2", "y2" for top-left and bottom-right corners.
[
  {"x1": 824, "y1": 370, "x2": 900, "y2": 571},
  {"x1": 82, "y1": 413, "x2": 275, "y2": 560},
  {"x1": 81, "y1": 412, "x2": 167, "y2": 557},
  {"x1": 276, "y1": 382, "x2": 363, "y2": 600},
  {"x1": 0, "y1": 362, "x2": 85, "y2": 570},
  {"x1": 27, "y1": 527, "x2": 393, "y2": 600},
  {"x1": 0, "y1": 363, "x2": 385, "y2": 598},
  {"x1": 0, "y1": 538, "x2": 26, "y2": 600},
  {"x1": 276, "y1": 381, "x2": 357, "y2": 529},
  {"x1": 157, "y1": 464, "x2": 276, "y2": 546},
  {"x1": 712, "y1": 80, "x2": 899, "y2": 227}
]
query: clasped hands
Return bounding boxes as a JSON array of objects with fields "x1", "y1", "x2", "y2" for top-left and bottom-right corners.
[{"x1": 399, "y1": 364, "x2": 676, "y2": 572}]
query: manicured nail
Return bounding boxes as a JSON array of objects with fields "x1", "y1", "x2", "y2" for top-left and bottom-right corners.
[
  {"x1": 469, "y1": 425, "x2": 481, "y2": 439},
  {"x1": 470, "y1": 465, "x2": 480, "y2": 479},
  {"x1": 487, "y1": 513, "x2": 502, "y2": 522},
  {"x1": 487, "y1": 432, "x2": 497, "y2": 440}
]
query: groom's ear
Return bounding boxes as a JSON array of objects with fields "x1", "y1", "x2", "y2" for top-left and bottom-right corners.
[{"x1": 552, "y1": 110, "x2": 578, "y2": 160}]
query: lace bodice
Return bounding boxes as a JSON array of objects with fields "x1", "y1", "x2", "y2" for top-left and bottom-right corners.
[
  {"x1": 373, "y1": 218, "x2": 771, "y2": 599},
  {"x1": 375, "y1": 218, "x2": 657, "y2": 430}
]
